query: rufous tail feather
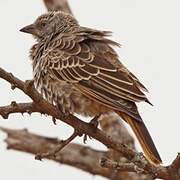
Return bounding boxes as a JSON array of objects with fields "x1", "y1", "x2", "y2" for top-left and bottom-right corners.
[{"x1": 118, "y1": 112, "x2": 162, "y2": 164}]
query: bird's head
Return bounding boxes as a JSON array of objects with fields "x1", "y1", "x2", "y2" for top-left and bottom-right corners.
[{"x1": 20, "y1": 11, "x2": 79, "y2": 41}]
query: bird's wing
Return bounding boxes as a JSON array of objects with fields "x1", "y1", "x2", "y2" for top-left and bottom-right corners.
[{"x1": 43, "y1": 33, "x2": 149, "y2": 121}]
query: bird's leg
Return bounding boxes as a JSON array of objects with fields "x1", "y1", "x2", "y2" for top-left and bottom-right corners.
[
  {"x1": 56, "y1": 102, "x2": 70, "y2": 119},
  {"x1": 52, "y1": 104, "x2": 65, "y2": 125},
  {"x1": 89, "y1": 114, "x2": 100, "y2": 128},
  {"x1": 83, "y1": 114, "x2": 101, "y2": 143},
  {"x1": 35, "y1": 129, "x2": 80, "y2": 160}
]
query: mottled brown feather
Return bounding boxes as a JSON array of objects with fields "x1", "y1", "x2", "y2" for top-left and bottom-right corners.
[
  {"x1": 27, "y1": 11, "x2": 161, "y2": 164},
  {"x1": 44, "y1": 31, "x2": 149, "y2": 121}
]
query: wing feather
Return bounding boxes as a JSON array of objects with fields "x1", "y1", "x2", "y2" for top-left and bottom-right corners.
[
  {"x1": 76, "y1": 80, "x2": 142, "y2": 121},
  {"x1": 44, "y1": 33, "x2": 149, "y2": 121}
]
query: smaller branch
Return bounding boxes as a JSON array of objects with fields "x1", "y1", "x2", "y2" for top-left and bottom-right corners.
[
  {"x1": 35, "y1": 130, "x2": 78, "y2": 160},
  {"x1": 36, "y1": 115, "x2": 100, "y2": 160},
  {"x1": 0, "y1": 67, "x2": 25, "y2": 92},
  {"x1": 0, "y1": 102, "x2": 44, "y2": 119}
]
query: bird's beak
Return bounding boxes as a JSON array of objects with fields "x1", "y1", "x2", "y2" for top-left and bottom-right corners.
[{"x1": 20, "y1": 24, "x2": 36, "y2": 35}]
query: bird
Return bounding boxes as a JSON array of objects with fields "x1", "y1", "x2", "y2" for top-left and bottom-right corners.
[{"x1": 20, "y1": 11, "x2": 162, "y2": 164}]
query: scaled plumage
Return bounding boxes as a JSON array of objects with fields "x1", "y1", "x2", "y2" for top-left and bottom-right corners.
[{"x1": 20, "y1": 11, "x2": 162, "y2": 164}]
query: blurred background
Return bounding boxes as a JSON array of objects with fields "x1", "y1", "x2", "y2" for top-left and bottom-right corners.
[{"x1": 0, "y1": 0, "x2": 180, "y2": 179}]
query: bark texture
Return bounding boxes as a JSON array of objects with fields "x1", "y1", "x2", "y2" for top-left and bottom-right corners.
[{"x1": 0, "y1": 0, "x2": 180, "y2": 180}]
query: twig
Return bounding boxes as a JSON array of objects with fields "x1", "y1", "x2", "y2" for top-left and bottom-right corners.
[
  {"x1": 0, "y1": 102, "x2": 44, "y2": 119},
  {"x1": 35, "y1": 130, "x2": 79, "y2": 160}
]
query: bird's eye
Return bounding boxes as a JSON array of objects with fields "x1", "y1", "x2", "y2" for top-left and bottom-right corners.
[{"x1": 41, "y1": 22, "x2": 46, "y2": 27}]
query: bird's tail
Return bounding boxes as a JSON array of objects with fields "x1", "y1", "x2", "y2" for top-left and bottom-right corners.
[{"x1": 118, "y1": 112, "x2": 162, "y2": 164}]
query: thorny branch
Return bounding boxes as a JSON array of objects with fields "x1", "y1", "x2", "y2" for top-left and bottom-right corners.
[
  {"x1": 0, "y1": 55, "x2": 180, "y2": 180},
  {"x1": 0, "y1": 0, "x2": 180, "y2": 179},
  {"x1": 0, "y1": 102, "x2": 44, "y2": 119},
  {"x1": 0, "y1": 127, "x2": 111, "y2": 178},
  {"x1": 0, "y1": 102, "x2": 148, "y2": 179},
  {"x1": 1, "y1": 127, "x2": 156, "y2": 180}
]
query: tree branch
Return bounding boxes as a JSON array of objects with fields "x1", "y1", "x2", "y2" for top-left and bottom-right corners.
[
  {"x1": 0, "y1": 127, "x2": 110, "y2": 178},
  {"x1": 0, "y1": 102, "x2": 44, "y2": 119},
  {"x1": 0, "y1": 127, "x2": 156, "y2": 180},
  {"x1": 43, "y1": 0, "x2": 72, "y2": 14},
  {"x1": 0, "y1": 67, "x2": 139, "y2": 162},
  {"x1": 0, "y1": 0, "x2": 179, "y2": 179},
  {"x1": 0, "y1": 7, "x2": 180, "y2": 180},
  {"x1": 0, "y1": 102, "x2": 148, "y2": 179}
]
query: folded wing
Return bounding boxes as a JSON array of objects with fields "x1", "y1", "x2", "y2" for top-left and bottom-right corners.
[{"x1": 43, "y1": 32, "x2": 149, "y2": 121}]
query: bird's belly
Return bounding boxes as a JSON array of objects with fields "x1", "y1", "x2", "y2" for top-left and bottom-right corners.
[{"x1": 35, "y1": 74, "x2": 109, "y2": 117}]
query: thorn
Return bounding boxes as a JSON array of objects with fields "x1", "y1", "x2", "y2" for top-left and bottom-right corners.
[
  {"x1": 35, "y1": 154, "x2": 43, "y2": 161},
  {"x1": 26, "y1": 109, "x2": 32, "y2": 115},
  {"x1": 83, "y1": 134, "x2": 93, "y2": 144},
  {"x1": 8, "y1": 72, "x2": 13, "y2": 77},
  {"x1": 1, "y1": 113, "x2": 9, "y2": 119},
  {"x1": 11, "y1": 101, "x2": 17, "y2": 107},
  {"x1": 40, "y1": 113, "x2": 46, "y2": 116},
  {"x1": 52, "y1": 117, "x2": 57, "y2": 125},
  {"x1": 11, "y1": 83, "x2": 16, "y2": 90},
  {"x1": 83, "y1": 135, "x2": 87, "y2": 144}
]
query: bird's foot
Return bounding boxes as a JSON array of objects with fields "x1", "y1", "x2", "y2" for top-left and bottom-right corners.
[
  {"x1": 52, "y1": 117, "x2": 57, "y2": 125},
  {"x1": 51, "y1": 105, "x2": 69, "y2": 125},
  {"x1": 83, "y1": 114, "x2": 101, "y2": 144}
]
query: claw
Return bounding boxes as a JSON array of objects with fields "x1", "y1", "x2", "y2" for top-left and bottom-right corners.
[
  {"x1": 35, "y1": 154, "x2": 43, "y2": 161},
  {"x1": 83, "y1": 134, "x2": 92, "y2": 144},
  {"x1": 90, "y1": 114, "x2": 101, "y2": 129},
  {"x1": 83, "y1": 114, "x2": 101, "y2": 144},
  {"x1": 52, "y1": 117, "x2": 57, "y2": 125}
]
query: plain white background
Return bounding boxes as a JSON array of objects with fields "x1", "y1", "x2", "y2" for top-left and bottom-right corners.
[{"x1": 0, "y1": 0, "x2": 180, "y2": 179}]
